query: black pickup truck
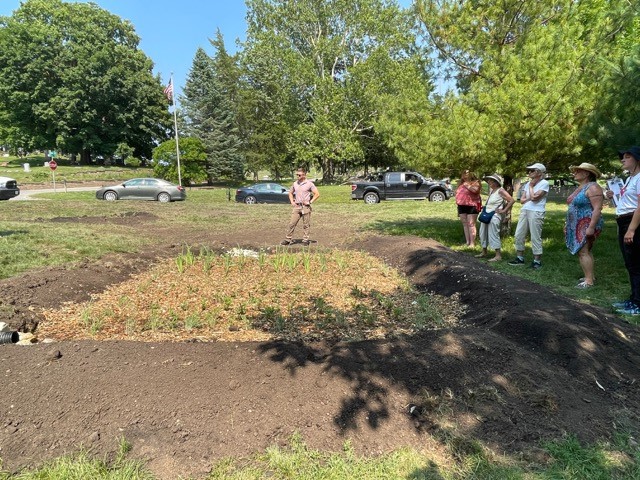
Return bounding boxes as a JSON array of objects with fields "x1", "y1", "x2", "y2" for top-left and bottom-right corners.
[
  {"x1": 350, "y1": 171, "x2": 453, "y2": 204},
  {"x1": 0, "y1": 176, "x2": 20, "y2": 200}
]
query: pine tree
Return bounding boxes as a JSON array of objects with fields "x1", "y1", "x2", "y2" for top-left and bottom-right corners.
[
  {"x1": 181, "y1": 41, "x2": 244, "y2": 182},
  {"x1": 181, "y1": 48, "x2": 216, "y2": 138}
]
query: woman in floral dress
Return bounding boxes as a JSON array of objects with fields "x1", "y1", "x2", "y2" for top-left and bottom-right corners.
[{"x1": 565, "y1": 163, "x2": 604, "y2": 288}]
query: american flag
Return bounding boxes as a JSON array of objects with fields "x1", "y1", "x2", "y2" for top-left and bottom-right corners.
[{"x1": 163, "y1": 79, "x2": 173, "y2": 100}]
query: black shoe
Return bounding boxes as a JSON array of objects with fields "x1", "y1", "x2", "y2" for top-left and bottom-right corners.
[
  {"x1": 280, "y1": 239, "x2": 292, "y2": 245},
  {"x1": 508, "y1": 257, "x2": 525, "y2": 265},
  {"x1": 301, "y1": 240, "x2": 310, "y2": 246},
  {"x1": 531, "y1": 261, "x2": 542, "y2": 270}
]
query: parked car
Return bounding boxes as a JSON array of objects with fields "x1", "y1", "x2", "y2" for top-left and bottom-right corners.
[
  {"x1": 351, "y1": 171, "x2": 453, "y2": 204},
  {"x1": 514, "y1": 175, "x2": 579, "y2": 201},
  {"x1": 95, "y1": 178, "x2": 185, "y2": 203},
  {"x1": 235, "y1": 183, "x2": 290, "y2": 204},
  {"x1": 0, "y1": 176, "x2": 20, "y2": 200}
]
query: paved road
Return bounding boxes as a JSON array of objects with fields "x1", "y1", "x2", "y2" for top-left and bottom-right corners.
[{"x1": 9, "y1": 186, "x2": 97, "y2": 200}]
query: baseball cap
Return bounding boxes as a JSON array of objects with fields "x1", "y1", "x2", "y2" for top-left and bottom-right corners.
[{"x1": 525, "y1": 163, "x2": 546, "y2": 173}]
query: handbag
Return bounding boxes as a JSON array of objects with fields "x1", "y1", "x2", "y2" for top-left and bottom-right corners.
[{"x1": 478, "y1": 206, "x2": 495, "y2": 224}]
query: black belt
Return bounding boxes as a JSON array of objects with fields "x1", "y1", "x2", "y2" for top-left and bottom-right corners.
[{"x1": 617, "y1": 212, "x2": 634, "y2": 219}]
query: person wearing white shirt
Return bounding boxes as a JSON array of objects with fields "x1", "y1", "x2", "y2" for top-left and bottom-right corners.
[
  {"x1": 508, "y1": 163, "x2": 550, "y2": 269},
  {"x1": 607, "y1": 146, "x2": 640, "y2": 315}
]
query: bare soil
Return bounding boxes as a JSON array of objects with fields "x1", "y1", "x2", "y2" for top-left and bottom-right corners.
[{"x1": 0, "y1": 212, "x2": 639, "y2": 479}]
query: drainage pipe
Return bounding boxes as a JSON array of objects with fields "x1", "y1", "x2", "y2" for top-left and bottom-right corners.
[{"x1": 0, "y1": 331, "x2": 19, "y2": 344}]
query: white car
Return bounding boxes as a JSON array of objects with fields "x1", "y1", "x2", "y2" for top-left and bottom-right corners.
[{"x1": 0, "y1": 177, "x2": 20, "y2": 200}]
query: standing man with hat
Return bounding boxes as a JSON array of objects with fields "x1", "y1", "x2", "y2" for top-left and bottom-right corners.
[
  {"x1": 565, "y1": 163, "x2": 604, "y2": 288},
  {"x1": 607, "y1": 146, "x2": 640, "y2": 314},
  {"x1": 508, "y1": 163, "x2": 550, "y2": 269},
  {"x1": 476, "y1": 173, "x2": 515, "y2": 261}
]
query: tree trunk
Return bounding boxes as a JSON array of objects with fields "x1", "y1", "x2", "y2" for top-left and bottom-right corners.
[
  {"x1": 80, "y1": 149, "x2": 92, "y2": 165},
  {"x1": 321, "y1": 158, "x2": 335, "y2": 183},
  {"x1": 501, "y1": 174, "x2": 514, "y2": 238}
]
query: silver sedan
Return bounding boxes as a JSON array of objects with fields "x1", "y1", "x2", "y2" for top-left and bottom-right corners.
[{"x1": 96, "y1": 178, "x2": 186, "y2": 203}]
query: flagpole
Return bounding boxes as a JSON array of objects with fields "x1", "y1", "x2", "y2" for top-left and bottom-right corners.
[{"x1": 170, "y1": 73, "x2": 182, "y2": 187}]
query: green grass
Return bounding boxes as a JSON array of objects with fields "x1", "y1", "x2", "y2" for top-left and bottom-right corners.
[
  {"x1": 0, "y1": 436, "x2": 152, "y2": 479},
  {"x1": 0, "y1": 154, "x2": 154, "y2": 185},
  {"x1": 1, "y1": 433, "x2": 637, "y2": 479}
]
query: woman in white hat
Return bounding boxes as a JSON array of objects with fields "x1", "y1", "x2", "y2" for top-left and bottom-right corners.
[
  {"x1": 475, "y1": 174, "x2": 515, "y2": 261},
  {"x1": 565, "y1": 163, "x2": 604, "y2": 288}
]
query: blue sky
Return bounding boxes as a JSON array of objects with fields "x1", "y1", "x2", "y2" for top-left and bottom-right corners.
[{"x1": 1, "y1": 1, "x2": 413, "y2": 97}]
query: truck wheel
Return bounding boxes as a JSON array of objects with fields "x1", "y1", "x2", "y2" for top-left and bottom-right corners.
[
  {"x1": 429, "y1": 190, "x2": 446, "y2": 202},
  {"x1": 363, "y1": 192, "x2": 380, "y2": 204}
]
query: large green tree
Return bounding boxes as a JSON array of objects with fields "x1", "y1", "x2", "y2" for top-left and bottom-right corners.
[
  {"x1": 0, "y1": 0, "x2": 170, "y2": 162},
  {"x1": 406, "y1": 0, "x2": 635, "y2": 177},
  {"x1": 582, "y1": 17, "x2": 640, "y2": 165},
  {"x1": 182, "y1": 38, "x2": 244, "y2": 181},
  {"x1": 152, "y1": 137, "x2": 208, "y2": 185},
  {"x1": 181, "y1": 48, "x2": 218, "y2": 139},
  {"x1": 242, "y1": 0, "x2": 430, "y2": 181},
  {"x1": 236, "y1": 38, "x2": 299, "y2": 180}
]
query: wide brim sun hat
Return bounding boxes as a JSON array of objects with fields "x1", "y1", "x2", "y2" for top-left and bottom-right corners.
[
  {"x1": 483, "y1": 174, "x2": 503, "y2": 186},
  {"x1": 569, "y1": 162, "x2": 601, "y2": 178}
]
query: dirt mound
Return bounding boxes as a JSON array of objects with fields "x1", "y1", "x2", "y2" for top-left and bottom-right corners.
[{"x1": 0, "y1": 233, "x2": 638, "y2": 480}]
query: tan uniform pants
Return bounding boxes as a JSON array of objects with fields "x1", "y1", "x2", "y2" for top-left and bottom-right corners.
[{"x1": 286, "y1": 205, "x2": 312, "y2": 241}]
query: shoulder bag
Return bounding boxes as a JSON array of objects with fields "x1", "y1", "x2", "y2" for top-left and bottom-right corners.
[
  {"x1": 478, "y1": 189, "x2": 498, "y2": 224},
  {"x1": 478, "y1": 206, "x2": 495, "y2": 224}
]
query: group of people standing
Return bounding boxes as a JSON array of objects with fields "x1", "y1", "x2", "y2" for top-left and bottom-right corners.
[
  {"x1": 455, "y1": 170, "x2": 516, "y2": 262},
  {"x1": 284, "y1": 147, "x2": 640, "y2": 316},
  {"x1": 455, "y1": 148, "x2": 640, "y2": 315},
  {"x1": 455, "y1": 168, "x2": 523, "y2": 263}
]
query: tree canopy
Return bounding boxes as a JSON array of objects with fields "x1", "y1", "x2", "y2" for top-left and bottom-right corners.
[
  {"x1": 408, "y1": 0, "x2": 637, "y2": 177},
  {"x1": 240, "y1": 0, "x2": 431, "y2": 181},
  {"x1": 153, "y1": 137, "x2": 208, "y2": 185},
  {"x1": 1, "y1": 0, "x2": 638, "y2": 178},
  {"x1": 0, "y1": 0, "x2": 171, "y2": 162}
]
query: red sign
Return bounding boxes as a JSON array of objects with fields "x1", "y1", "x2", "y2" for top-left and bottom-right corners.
[{"x1": 49, "y1": 160, "x2": 57, "y2": 170}]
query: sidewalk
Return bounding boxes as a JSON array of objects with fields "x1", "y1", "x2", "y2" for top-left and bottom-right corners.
[{"x1": 9, "y1": 185, "x2": 98, "y2": 200}]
